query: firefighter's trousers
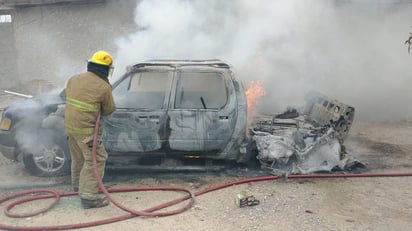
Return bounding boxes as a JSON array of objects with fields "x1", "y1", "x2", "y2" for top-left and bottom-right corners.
[{"x1": 67, "y1": 133, "x2": 108, "y2": 200}]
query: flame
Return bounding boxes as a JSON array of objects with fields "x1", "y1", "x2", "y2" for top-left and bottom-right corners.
[{"x1": 245, "y1": 80, "x2": 266, "y2": 127}]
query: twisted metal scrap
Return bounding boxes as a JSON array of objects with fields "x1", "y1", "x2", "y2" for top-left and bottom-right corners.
[{"x1": 405, "y1": 33, "x2": 412, "y2": 53}]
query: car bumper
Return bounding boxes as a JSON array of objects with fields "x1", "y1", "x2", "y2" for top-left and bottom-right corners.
[
  {"x1": 0, "y1": 143, "x2": 16, "y2": 160},
  {"x1": 0, "y1": 130, "x2": 17, "y2": 160}
]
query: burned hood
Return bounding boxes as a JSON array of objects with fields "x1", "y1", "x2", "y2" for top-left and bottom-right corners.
[{"x1": 3, "y1": 91, "x2": 64, "y2": 124}]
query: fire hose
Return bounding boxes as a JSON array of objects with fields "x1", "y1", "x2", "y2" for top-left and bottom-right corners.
[{"x1": 1, "y1": 113, "x2": 412, "y2": 230}]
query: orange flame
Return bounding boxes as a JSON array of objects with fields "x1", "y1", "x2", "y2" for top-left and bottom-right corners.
[{"x1": 245, "y1": 80, "x2": 266, "y2": 127}]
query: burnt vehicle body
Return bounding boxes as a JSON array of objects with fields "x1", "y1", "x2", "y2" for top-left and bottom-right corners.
[{"x1": 0, "y1": 60, "x2": 248, "y2": 176}]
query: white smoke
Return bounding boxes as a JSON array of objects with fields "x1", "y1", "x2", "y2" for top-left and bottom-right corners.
[{"x1": 114, "y1": 0, "x2": 412, "y2": 122}]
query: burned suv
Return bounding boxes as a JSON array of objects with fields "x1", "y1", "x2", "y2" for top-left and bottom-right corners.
[{"x1": 0, "y1": 60, "x2": 248, "y2": 176}]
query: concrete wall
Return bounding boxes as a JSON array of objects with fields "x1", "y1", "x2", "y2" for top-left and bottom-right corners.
[
  {"x1": 0, "y1": 7, "x2": 18, "y2": 89},
  {"x1": 0, "y1": 0, "x2": 137, "y2": 93}
]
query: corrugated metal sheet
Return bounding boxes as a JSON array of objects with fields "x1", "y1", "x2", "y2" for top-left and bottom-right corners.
[{"x1": 0, "y1": 0, "x2": 106, "y2": 7}]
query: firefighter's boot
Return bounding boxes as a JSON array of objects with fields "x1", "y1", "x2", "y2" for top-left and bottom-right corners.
[{"x1": 81, "y1": 198, "x2": 110, "y2": 209}]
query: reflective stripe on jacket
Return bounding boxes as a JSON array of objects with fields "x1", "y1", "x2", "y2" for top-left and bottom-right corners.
[
  {"x1": 66, "y1": 97, "x2": 99, "y2": 112},
  {"x1": 64, "y1": 71, "x2": 115, "y2": 135}
]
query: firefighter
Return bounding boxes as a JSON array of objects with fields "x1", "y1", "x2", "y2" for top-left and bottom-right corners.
[{"x1": 64, "y1": 50, "x2": 116, "y2": 209}]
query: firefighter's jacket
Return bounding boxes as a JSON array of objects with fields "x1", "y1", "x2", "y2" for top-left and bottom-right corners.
[{"x1": 64, "y1": 72, "x2": 115, "y2": 135}]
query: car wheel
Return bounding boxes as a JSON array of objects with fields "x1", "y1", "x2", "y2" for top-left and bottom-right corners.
[{"x1": 22, "y1": 133, "x2": 70, "y2": 177}]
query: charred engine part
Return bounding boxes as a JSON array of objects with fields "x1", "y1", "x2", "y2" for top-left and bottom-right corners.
[
  {"x1": 252, "y1": 127, "x2": 343, "y2": 174},
  {"x1": 303, "y1": 91, "x2": 355, "y2": 140},
  {"x1": 250, "y1": 91, "x2": 364, "y2": 174},
  {"x1": 275, "y1": 107, "x2": 299, "y2": 119}
]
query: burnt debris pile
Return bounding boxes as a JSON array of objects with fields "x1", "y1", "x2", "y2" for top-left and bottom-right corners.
[{"x1": 250, "y1": 91, "x2": 365, "y2": 175}]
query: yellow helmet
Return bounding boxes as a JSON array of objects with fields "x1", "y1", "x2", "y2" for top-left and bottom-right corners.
[{"x1": 89, "y1": 50, "x2": 113, "y2": 66}]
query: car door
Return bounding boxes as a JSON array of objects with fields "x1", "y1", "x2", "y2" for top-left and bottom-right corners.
[
  {"x1": 167, "y1": 68, "x2": 236, "y2": 154},
  {"x1": 103, "y1": 68, "x2": 173, "y2": 153}
]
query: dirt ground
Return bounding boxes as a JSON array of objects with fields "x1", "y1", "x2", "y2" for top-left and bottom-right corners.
[{"x1": 0, "y1": 121, "x2": 412, "y2": 231}]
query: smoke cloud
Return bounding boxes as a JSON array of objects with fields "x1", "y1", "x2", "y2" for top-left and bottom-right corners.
[{"x1": 113, "y1": 0, "x2": 412, "y2": 122}]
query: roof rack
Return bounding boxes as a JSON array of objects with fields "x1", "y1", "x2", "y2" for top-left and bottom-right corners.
[{"x1": 130, "y1": 59, "x2": 231, "y2": 69}]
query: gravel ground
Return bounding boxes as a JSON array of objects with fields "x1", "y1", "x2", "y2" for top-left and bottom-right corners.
[{"x1": 0, "y1": 121, "x2": 411, "y2": 231}]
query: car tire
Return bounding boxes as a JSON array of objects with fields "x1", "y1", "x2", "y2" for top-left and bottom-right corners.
[{"x1": 22, "y1": 130, "x2": 71, "y2": 177}]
